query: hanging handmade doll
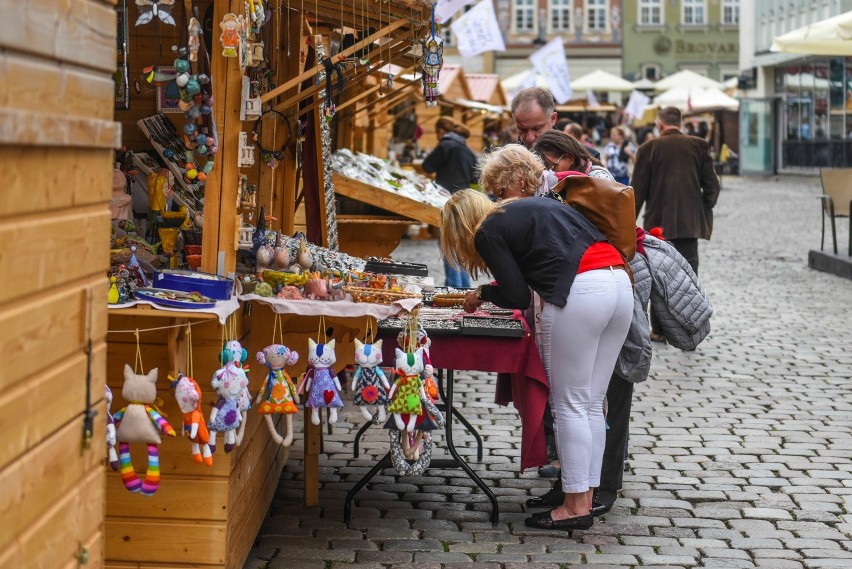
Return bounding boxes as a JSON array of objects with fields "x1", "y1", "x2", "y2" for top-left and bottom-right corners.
[
  {"x1": 298, "y1": 338, "x2": 343, "y2": 425},
  {"x1": 172, "y1": 373, "x2": 213, "y2": 466},
  {"x1": 208, "y1": 341, "x2": 250, "y2": 453},
  {"x1": 220, "y1": 13, "x2": 243, "y2": 58},
  {"x1": 420, "y1": 7, "x2": 444, "y2": 108},
  {"x1": 387, "y1": 347, "x2": 427, "y2": 433},
  {"x1": 351, "y1": 339, "x2": 391, "y2": 422},
  {"x1": 105, "y1": 385, "x2": 119, "y2": 471},
  {"x1": 397, "y1": 328, "x2": 437, "y2": 401},
  {"x1": 113, "y1": 365, "x2": 176, "y2": 495},
  {"x1": 255, "y1": 344, "x2": 300, "y2": 446}
]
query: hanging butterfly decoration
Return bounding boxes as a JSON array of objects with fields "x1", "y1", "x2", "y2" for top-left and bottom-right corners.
[{"x1": 135, "y1": 0, "x2": 176, "y2": 26}]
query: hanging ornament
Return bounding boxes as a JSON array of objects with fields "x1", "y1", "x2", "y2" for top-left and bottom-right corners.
[
  {"x1": 188, "y1": 17, "x2": 202, "y2": 62},
  {"x1": 420, "y1": 5, "x2": 444, "y2": 108},
  {"x1": 135, "y1": 0, "x2": 176, "y2": 26},
  {"x1": 220, "y1": 13, "x2": 244, "y2": 58}
]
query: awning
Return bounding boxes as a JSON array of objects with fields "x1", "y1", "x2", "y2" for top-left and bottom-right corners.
[
  {"x1": 654, "y1": 69, "x2": 725, "y2": 91},
  {"x1": 448, "y1": 98, "x2": 508, "y2": 114},
  {"x1": 570, "y1": 70, "x2": 635, "y2": 92},
  {"x1": 654, "y1": 85, "x2": 739, "y2": 112},
  {"x1": 771, "y1": 11, "x2": 852, "y2": 56}
]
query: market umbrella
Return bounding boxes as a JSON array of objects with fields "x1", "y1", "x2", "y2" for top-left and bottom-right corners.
[
  {"x1": 632, "y1": 77, "x2": 656, "y2": 90},
  {"x1": 654, "y1": 69, "x2": 724, "y2": 91},
  {"x1": 654, "y1": 85, "x2": 739, "y2": 113},
  {"x1": 570, "y1": 70, "x2": 635, "y2": 92},
  {"x1": 771, "y1": 11, "x2": 852, "y2": 55}
]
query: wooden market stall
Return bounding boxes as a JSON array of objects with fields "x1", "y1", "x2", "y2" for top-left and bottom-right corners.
[
  {"x1": 0, "y1": 0, "x2": 118, "y2": 566},
  {"x1": 103, "y1": 1, "x2": 435, "y2": 568}
]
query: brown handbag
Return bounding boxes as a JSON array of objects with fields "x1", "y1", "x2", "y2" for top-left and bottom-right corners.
[{"x1": 552, "y1": 176, "x2": 638, "y2": 261}]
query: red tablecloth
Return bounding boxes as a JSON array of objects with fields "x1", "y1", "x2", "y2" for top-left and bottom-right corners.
[{"x1": 379, "y1": 312, "x2": 549, "y2": 472}]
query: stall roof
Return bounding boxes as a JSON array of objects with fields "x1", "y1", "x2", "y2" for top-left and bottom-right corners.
[
  {"x1": 439, "y1": 65, "x2": 473, "y2": 100},
  {"x1": 465, "y1": 73, "x2": 508, "y2": 106},
  {"x1": 448, "y1": 98, "x2": 508, "y2": 114}
]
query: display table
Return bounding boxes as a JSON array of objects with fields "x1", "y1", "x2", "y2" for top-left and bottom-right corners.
[{"x1": 341, "y1": 312, "x2": 549, "y2": 525}]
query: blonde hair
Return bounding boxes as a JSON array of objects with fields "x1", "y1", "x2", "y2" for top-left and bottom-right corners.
[
  {"x1": 477, "y1": 144, "x2": 544, "y2": 199},
  {"x1": 439, "y1": 189, "x2": 497, "y2": 278}
]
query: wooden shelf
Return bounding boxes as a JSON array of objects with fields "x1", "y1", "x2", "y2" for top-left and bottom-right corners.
[
  {"x1": 332, "y1": 172, "x2": 443, "y2": 227},
  {"x1": 107, "y1": 305, "x2": 222, "y2": 320}
]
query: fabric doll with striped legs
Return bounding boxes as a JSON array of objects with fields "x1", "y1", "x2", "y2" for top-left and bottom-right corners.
[{"x1": 113, "y1": 364, "x2": 176, "y2": 495}]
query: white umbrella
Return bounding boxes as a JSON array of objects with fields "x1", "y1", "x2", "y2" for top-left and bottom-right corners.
[
  {"x1": 632, "y1": 77, "x2": 656, "y2": 90},
  {"x1": 570, "y1": 69, "x2": 635, "y2": 92},
  {"x1": 654, "y1": 69, "x2": 725, "y2": 91},
  {"x1": 654, "y1": 85, "x2": 739, "y2": 113},
  {"x1": 771, "y1": 11, "x2": 852, "y2": 56}
]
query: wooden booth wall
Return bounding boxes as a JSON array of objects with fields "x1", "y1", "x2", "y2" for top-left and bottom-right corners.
[{"x1": 0, "y1": 0, "x2": 120, "y2": 565}]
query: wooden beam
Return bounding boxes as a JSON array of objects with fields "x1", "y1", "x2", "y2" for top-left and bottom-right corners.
[
  {"x1": 271, "y1": 34, "x2": 414, "y2": 114},
  {"x1": 363, "y1": 82, "x2": 421, "y2": 119},
  {"x1": 259, "y1": 18, "x2": 409, "y2": 104},
  {"x1": 334, "y1": 84, "x2": 381, "y2": 113}
]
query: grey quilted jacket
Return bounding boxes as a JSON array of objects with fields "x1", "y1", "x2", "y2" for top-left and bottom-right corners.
[
  {"x1": 614, "y1": 250, "x2": 653, "y2": 383},
  {"x1": 643, "y1": 235, "x2": 713, "y2": 351}
]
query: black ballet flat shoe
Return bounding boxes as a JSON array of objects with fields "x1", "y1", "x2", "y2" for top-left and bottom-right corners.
[
  {"x1": 537, "y1": 463, "x2": 561, "y2": 478},
  {"x1": 526, "y1": 485, "x2": 565, "y2": 508},
  {"x1": 524, "y1": 510, "x2": 594, "y2": 531}
]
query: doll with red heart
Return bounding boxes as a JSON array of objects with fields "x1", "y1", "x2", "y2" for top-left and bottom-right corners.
[{"x1": 298, "y1": 338, "x2": 343, "y2": 425}]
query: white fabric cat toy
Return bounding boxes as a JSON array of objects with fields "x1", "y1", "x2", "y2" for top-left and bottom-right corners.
[
  {"x1": 298, "y1": 339, "x2": 343, "y2": 425},
  {"x1": 386, "y1": 347, "x2": 427, "y2": 433}
]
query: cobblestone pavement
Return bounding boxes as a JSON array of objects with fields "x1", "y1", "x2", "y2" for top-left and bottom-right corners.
[{"x1": 246, "y1": 175, "x2": 852, "y2": 569}]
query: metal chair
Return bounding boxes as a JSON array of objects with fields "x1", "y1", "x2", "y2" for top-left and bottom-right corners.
[{"x1": 818, "y1": 168, "x2": 852, "y2": 256}]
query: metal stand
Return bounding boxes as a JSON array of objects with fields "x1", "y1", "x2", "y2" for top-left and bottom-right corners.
[{"x1": 344, "y1": 369, "x2": 499, "y2": 525}]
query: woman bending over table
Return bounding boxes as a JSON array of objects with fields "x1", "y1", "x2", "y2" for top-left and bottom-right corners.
[{"x1": 442, "y1": 176, "x2": 632, "y2": 532}]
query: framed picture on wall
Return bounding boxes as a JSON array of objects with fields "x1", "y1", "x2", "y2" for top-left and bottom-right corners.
[
  {"x1": 155, "y1": 66, "x2": 183, "y2": 113},
  {"x1": 115, "y1": 62, "x2": 130, "y2": 110}
]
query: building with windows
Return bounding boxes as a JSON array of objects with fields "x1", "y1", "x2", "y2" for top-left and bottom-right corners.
[
  {"x1": 441, "y1": 0, "x2": 623, "y2": 95},
  {"x1": 621, "y1": 0, "x2": 740, "y2": 82},
  {"x1": 738, "y1": 1, "x2": 852, "y2": 173}
]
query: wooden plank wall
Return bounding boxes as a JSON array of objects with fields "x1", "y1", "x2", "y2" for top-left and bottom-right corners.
[{"x1": 0, "y1": 0, "x2": 119, "y2": 565}]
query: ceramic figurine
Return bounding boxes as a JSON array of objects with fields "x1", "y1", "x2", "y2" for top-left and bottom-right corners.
[
  {"x1": 220, "y1": 13, "x2": 243, "y2": 58},
  {"x1": 135, "y1": 0, "x2": 176, "y2": 26}
]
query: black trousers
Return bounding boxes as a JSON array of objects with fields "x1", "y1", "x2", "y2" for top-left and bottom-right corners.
[
  {"x1": 651, "y1": 238, "x2": 698, "y2": 335},
  {"x1": 598, "y1": 373, "x2": 634, "y2": 502}
]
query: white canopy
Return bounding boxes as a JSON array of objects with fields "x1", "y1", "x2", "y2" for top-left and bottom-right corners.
[
  {"x1": 500, "y1": 70, "x2": 549, "y2": 100},
  {"x1": 632, "y1": 77, "x2": 656, "y2": 90},
  {"x1": 570, "y1": 70, "x2": 635, "y2": 92},
  {"x1": 771, "y1": 11, "x2": 852, "y2": 56},
  {"x1": 654, "y1": 85, "x2": 739, "y2": 113},
  {"x1": 654, "y1": 69, "x2": 725, "y2": 91}
]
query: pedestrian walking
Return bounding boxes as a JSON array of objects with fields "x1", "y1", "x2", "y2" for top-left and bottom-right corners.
[
  {"x1": 422, "y1": 116, "x2": 478, "y2": 288},
  {"x1": 631, "y1": 106, "x2": 720, "y2": 341},
  {"x1": 605, "y1": 126, "x2": 635, "y2": 185}
]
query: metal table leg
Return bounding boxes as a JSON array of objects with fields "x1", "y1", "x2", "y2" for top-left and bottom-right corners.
[
  {"x1": 343, "y1": 451, "x2": 393, "y2": 523},
  {"x1": 436, "y1": 370, "x2": 484, "y2": 461}
]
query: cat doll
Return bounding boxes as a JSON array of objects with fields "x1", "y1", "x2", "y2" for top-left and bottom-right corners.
[
  {"x1": 298, "y1": 338, "x2": 343, "y2": 425},
  {"x1": 351, "y1": 339, "x2": 390, "y2": 422}
]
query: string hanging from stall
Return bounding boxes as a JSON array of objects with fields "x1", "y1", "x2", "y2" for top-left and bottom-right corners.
[{"x1": 420, "y1": 3, "x2": 443, "y2": 107}]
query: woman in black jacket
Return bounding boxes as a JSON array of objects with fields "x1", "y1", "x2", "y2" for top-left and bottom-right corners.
[
  {"x1": 423, "y1": 116, "x2": 477, "y2": 288},
  {"x1": 441, "y1": 185, "x2": 633, "y2": 532}
]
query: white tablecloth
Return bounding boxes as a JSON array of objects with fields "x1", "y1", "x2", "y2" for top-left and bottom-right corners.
[
  {"x1": 107, "y1": 295, "x2": 241, "y2": 325},
  {"x1": 239, "y1": 294, "x2": 421, "y2": 319}
]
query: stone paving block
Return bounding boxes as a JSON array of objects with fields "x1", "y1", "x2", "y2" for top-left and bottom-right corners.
[
  {"x1": 637, "y1": 553, "x2": 699, "y2": 566},
  {"x1": 581, "y1": 553, "x2": 639, "y2": 564},
  {"x1": 241, "y1": 557, "x2": 268, "y2": 569},
  {"x1": 502, "y1": 564, "x2": 560, "y2": 569},
  {"x1": 364, "y1": 527, "x2": 420, "y2": 539},
  {"x1": 412, "y1": 552, "x2": 476, "y2": 562},
  {"x1": 447, "y1": 543, "x2": 498, "y2": 554},
  {"x1": 754, "y1": 560, "x2": 803, "y2": 568},
  {"x1": 783, "y1": 539, "x2": 843, "y2": 550},
  {"x1": 267, "y1": 559, "x2": 325, "y2": 569},
  {"x1": 441, "y1": 562, "x2": 502, "y2": 569},
  {"x1": 282, "y1": 549, "x2": 355, "y2": 562},
  {"x1": 527, "y1": 553, "x2": 585, "y2": 563},
  {"x1": 743, "y1": 508, "x2": 795, "y2": 520},
  {"x1": 356, "y1": 550, "x2": 414, "y2": 563},
  {"x1": 698, "y1": 559, "x2": 756, "y2": 568}
]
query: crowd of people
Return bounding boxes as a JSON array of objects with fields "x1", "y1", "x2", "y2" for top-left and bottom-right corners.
[{"x1": 418, "y1": 86, "x2": 720, "y2": 533}]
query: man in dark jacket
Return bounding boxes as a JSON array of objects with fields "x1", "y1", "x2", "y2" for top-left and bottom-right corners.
[
  {"x1": 631, "y1": 106, "x2": 720, "y2": 274},
  {"x1": 631, "y1": 106, "x2": 720, "y2": 342}
]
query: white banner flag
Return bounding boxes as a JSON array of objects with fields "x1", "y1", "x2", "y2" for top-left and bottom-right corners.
[
  {"x1": 624, "y1": 89, "x2": 651, "y2": 119},
  {"x1": 586, "y1": 89, "x2": 600, "y2": 108},
  {"x1": 451, "y1": 0, "x2": 506, "y2": 59},
  {"x1": 434, "y1": 0, "x2": 476, "y2": 23},
  {"x1": 528, "y1": 38, "x2": 572, "y2": 104}
]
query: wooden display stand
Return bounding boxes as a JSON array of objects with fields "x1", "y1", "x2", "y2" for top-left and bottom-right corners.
[{"x1": 104, "y1": 307, "x2": 291, "y2": 569}]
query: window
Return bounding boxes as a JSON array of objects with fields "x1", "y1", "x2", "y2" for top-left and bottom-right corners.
[
  {"x1": 682, "y1": 0, "x2": 706, "y2": 26},
  {"x1": 586, "y1": 0, "x2": 607, "y2": 32},
  {"x1": 514, "y1": 0, "x2": 535, "y2": 33},
  {"x1": 550, "y1": 0, "x2": 572, "y2": 32},
  {"x1": 722, "y1": 0, "x2": 738, "y2": 25},
  {"x1": 638, "y1": 0, "x2": 663, "y2": 26},
  {"x1": 642, "y1": 64, "x2": 661, "y2": 81}
]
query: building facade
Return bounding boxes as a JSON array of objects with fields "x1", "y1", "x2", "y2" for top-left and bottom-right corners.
[
  {"x1": 621, "y1": 0, "x2": 740, "y2": 82},
  {"x1": 441, "y1": 0, "x2": 623, "y2": 97},
  {"x1": 738, "y1": 0, "x2": 852, "y2": 173}
]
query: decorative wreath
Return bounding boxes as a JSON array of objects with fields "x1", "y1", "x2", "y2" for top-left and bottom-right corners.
[
  {"x1": 387, "y1": 398, "x2": 445, "y2": 476},
  {"x1": 252, "y1": 109, "x2": 293, "y2": 164}
]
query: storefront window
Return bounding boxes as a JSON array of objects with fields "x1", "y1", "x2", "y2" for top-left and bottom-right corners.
[{"x1": 829, "y1": 58, "x2": 845, "y2": 139}]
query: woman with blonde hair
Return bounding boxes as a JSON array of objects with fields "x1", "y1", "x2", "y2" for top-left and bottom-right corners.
[
  {"x1": 443, "y1": 173, "x2": 633, "y2": 531},
  {"x1": 423, "y1": 115, "x2": 478, "y2": 287}
]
